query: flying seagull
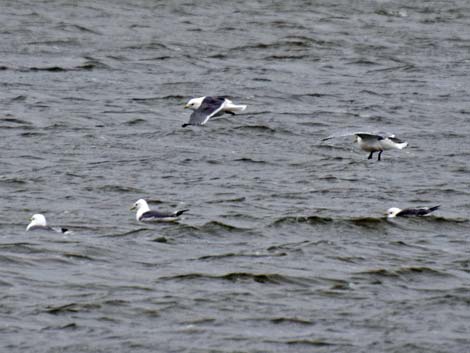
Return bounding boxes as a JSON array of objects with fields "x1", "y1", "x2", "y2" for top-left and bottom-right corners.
[
  {"x1": 322, "y1": 132, "x2": 408, "y2": 161},
  {"x1": 26, "y1": 214, "x2": 69, "y2": 233},
  {"x1": 386, "y1": 205, "x2": 440, "y2": 218},
  {"x1": 130, "y1": 199, "x2": 189, "y2": 222},
  {"x1": 182, "y1": 96, "x2": 247, "y2": 127}
]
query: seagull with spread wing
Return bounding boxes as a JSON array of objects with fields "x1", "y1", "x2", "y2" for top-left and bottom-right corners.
[
  {"x1": 322, "y1": 131, "x2": 408, "y2": 161},
  {"x1": 182, "y1": 96, "x2": 247, "y2": 127}
]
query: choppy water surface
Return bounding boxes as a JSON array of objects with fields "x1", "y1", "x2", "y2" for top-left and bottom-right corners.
[{"x1": 1, "y1": 1, "x2": 470, "y2": 352}]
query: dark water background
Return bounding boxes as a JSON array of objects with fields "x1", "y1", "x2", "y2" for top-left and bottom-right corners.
[{"x1": 1, "y1": 1, "x2": 470, "y2": 352}]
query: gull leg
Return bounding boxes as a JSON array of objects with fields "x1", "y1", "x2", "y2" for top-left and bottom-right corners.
[
  {"x1": 378, "y1": 151, "x2": 383, "y2": 161},
  {"x1": 368, "y1": 151, "x2": 374, "y2": 160}
]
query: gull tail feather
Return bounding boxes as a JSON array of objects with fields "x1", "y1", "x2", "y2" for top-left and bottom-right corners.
[
  {"x1": 395, "y1": 141, "x2": 408, "y2": 149},
  {"x1": 226, "y1": 104, "x2": 247, "y2": 113},
  {"x1": 174, "y1": 209, "x2": 189, "y2": 217}
]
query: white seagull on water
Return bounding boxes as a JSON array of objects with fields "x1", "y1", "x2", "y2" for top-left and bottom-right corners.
[
  {"x1": 386, "y1": 205, "x2": 440, "y2": 218},
  {"x1": 322, "y1": 132, "x2": 408, "y2": 161},
  {"x1": 26, "y1": 214, "x2": 69, "y2": 233},
  {"x1": 130, "y1": 199, "x2": 189, "y2": 222},
  {"x1": 182, "y1": 96, "x2": 247, "y2": 127}
]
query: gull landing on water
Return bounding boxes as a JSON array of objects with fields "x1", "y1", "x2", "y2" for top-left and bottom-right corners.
[
  {"x1": 183, "y1": 96, "x2": 247, "y2": 127},
  {"x1": 26, "y1": 214, "x2": 69, "y2": 233},
  {"x1": 130, "y1": 199, "x2": 189, "y2": 222},
  {"x1": 386, "y1": 205, "x2": 440, "y2": 218},
  {"x1": 322, "y1": 132, "x2": 408, "y2": 161}
]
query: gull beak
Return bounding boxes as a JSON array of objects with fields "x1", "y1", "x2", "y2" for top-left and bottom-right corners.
[
  {"x1": 184, "y1": 104, "x2": 189, "y2": 109},
  {"x1": 130, "y1": 205, "x2": 136, "y2": 211}
]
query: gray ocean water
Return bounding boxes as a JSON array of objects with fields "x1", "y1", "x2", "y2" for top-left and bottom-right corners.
[{"x1": 1, "y1": 1, "x2": 470, "y2": 352}]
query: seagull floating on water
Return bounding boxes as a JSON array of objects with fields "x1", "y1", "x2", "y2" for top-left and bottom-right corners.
[
  {"x1": 322, "y1": 132, "x2": 408, "y2": 161},
  {"x1": 182, "y1": 96, "x2": 247, "y2": 127},
  {"x1": 26, "y1": 214, "x2": 69, "y2": 233},
  {"x1": 130, "y1": 199, "x2": 189, "y2": 222},
  {"x1": 386, "y1": 205, "x2": 440, "y2": 218}
]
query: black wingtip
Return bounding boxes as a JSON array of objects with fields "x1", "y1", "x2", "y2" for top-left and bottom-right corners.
[
  {"x1": 175, "y1": 209, "x2": 189, "y2": 217},
  {"x1": 429, "y1": 205, "x2": 440, "y2": 212},
  {"x1": 61, "y1": 228, "x2": 69, "y2": 233},
  {"x1": 182, "y1": 123, "x2": 189, "y2": 128}
]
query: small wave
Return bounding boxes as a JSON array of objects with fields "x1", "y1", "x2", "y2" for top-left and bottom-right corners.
[
  {"x1": 264, "y1": 54, "x2": 311, "y2": 60},
  {"x1": 270, "y1": 317, "x2": 313, "y2": 325},
  {"x1": 62, "y1": 253, "x2": 95, "y2": 261},
  {"x1": 271, "y1": 216, "x2": 400, "y2": 229},
  {"x1": 270, "y1": 215, "x2": 334, "y2": 226},
  {"x1": 233, "y1": 157, "x2": 267, "y2": 164},
  {"x1": 264, "y1": 338, "x2": 341, "y2": 347},
  {"x1": 207, "y1": 196, "x2": 246, "y2": 204},
  {"x1": 41, "y1": 323, "x2": 78, "y2": 331},
  {"x1": 125, "y1": 118, "x2": 147, "y2": 126},
  {"x1": 228, "y1": 38, "x2": 315, "y2": 54},
  {"x1": 0, "y1": 176, "x2": 27, "y2": 185},
  {"x1": 46, "y1": 302, "x2": 101, "y2": 315},
  {"x1": 97, "y1": 185, "x2": 143, "y2": 193},
  {"x1": 359, "y1": 89, "x2": 391, "y2": 97},
  {"x1": 396, "y1": 267, "x2": 451, "y2": 277},
  {"x1": 18, "y1": 57, "x2": 107, "y2": 72},
  {"x1": 356, "y1": 266, "x2": 449, "y2": 279},
  {"x1": 269, "y1": 21, "x2": 308, "y2": 30},
  {"x1": 28, "y1": 66, "x2": 67, "y2": 72},
  {"x1": 78, "y1": 60, "x2": 108, "y2": 70},
  {"x1": 349, "y1": 217, "x2": 386, "y2": 228},
  {"x1": 233, "y1": 125, "x2": 276, "y2": 133},
  {"x1": 207, "y1": 53, "x2": 227, "y2": 59},
  {"x1": 285, "y1": 339, "x2": 338, "y2": 347},
  {"x1": 131, "y1": 94, "x2": 186, "y2": 103},
  {"x1": 27, "y1": 39, "x2": 82, "y2": 47},
  {"x1": 152, "y1": 236, "x2": 169, "y2": 243},
  {"x1": 9, "y1": 95, "x2": 28, "y2": 102},
  {"x1": 0, "y1": 242, "x2": 39, "y2": 252},
  {"x1": 0, "y1": 254, "x2": 34, "y2": 267},
  {"x1": 54, "y1": 23, "x2": 102, "y2": 35},
  {"x1": 429, "y1": 217, "x2": 470, "y2": 225},
  {"x1": 159, "y1": 272, "x2": 309, "y2": 286},
  {"x1": 197, "y1": 221, "x2": 252, "y2": 234},
  {"x1": 346, "y1": 59, "x2": 380, "y2": 66},
  {"x1": 101, "y1": 228, "x2": 150, "y2": 238},
  {"x1": 197, "y1": 251, "x2": 286, "y2": 261},
  {"x1": 375, "y1": 8, "x2": 408, "y2": 17},
  {"x1": 367, "y1": 64, "x2": 415, "y2": 74}
]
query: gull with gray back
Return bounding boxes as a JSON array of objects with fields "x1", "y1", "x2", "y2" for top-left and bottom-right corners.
[
  {"x1": 26, "y1": 214, "x2": 69, "y2": 233},
  {"x1": 183, "y1": 96, "x2": 247, "y2": 127},
  {"x1": 322, "y1": 131, "x2": 408, "y2": 161},
  {"x1": 386, "y1": 205, "x2": 440, "y2": 218},
  {"x1": 131, "y1": 199, "x2": 189, "y2": 222}
]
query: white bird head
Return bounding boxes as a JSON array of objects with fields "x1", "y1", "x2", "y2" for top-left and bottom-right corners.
[
  {"x1": 27, "y1": 214, "x2": 47, "y2": 230},
  {"x1": 386, "y1": 207, "x2": 401, "y2": 218},
  {"x1": 184, "y1": 97, "x2": 205, "y2": 110},
  {"x1": 130, "y1": 199, "x2": 149, "y2": 211},
  {"x1": 130, "y1": 199, "x2": 151, "y2": 220}
]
